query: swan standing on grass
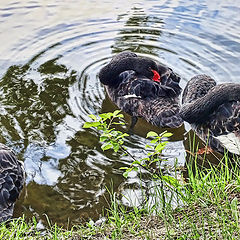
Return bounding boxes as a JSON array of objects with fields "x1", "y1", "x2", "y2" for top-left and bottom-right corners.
[
  {"x1": 180, "y1": 74, "x2": 240, "y2": 155},
  {"x1": 99, "y1": 51, "x2": 183, "y2": 129},
  {"x1": 0, "y1": 143, "x2": 25, "y2": 223}
]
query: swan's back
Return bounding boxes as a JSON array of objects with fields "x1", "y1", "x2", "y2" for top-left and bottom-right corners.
[
  {"x1": 0, "y1": 143, "x2": 25, "y2": 223},
  {"x1": 105, "y1": 68, "x2": 183, "y2": 128},
  {"x1": 180, "y1": 75, "x2": 240, "y2": 155}
]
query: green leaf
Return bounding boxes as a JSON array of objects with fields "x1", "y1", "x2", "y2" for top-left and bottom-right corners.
[
  {"x1": 113, "y1": 110, "x2": 121, "y2": 116},
  {"x1": 111, "y1": 130, "x2": 117, "y2": 135},
  {"x1": 106, "y1": 129, "x2": 113, "y2": 133},
  {"x1": 122, "y1": 167, "x2": 134, "y2": 178},
  {"x1": 101, "y1": 142, "x2": 113, "y2": 151},
  {"x1": 106, "y1": 112, "x2": 113, "y2": 119},
  {"x1": 145, "y1": 144, "x2": 153, "y2": 149},
  {"x1": 120, "y1": 167, "x2": 128, "y2": 170},
  {"x1": 98, "y1": 113, "x2": 107, "y2": 118},
  {"x1": 131, "y1": 160, "x2": 141, "y2": 165},
  {"x1": 91, "y1": 122, "x2": 101, "y2": 127},
  {"x1": 150, "y1": 139, "x2": 159, "y2": 144},
  {"x1": 113, "y1": 143, "x2": 120, "y2": 152},
  {"x1": 88, "y1": 114, "x2": 97, "y2": 120},
  {"x1": 118, "y1": 140, "x2": 124, "y2": 145},
  {"x1": 116, "y1": 114, "x2": 124, "y2": 118},
  {"x1": 162, "y1": 175, "x2": 180, "y2": 187},
  {"x1": 153, "y1": 173, "x2": 159, "y2": 179},
  {"x1": 112, "y1": 122, "x2": 125, "y2": 125},
  {"x1": 99, "y1": 112, "x2": 112, "y2": 120},
  {"x1": 116, "y1": 133, "x2": 129, "y2": 140},
  {"x1": 82, "y1": 122, "x2": 94, "y2": 128},
  {"x1": 162, "y1": 132, "x2": 173, "y2": 138},
  {"x1": 133, "y1": 167, "x2": 138, "y2": 171},
  {"x1": 97, "y1": 126, "x2": 104, "y2": 131},
  {"x1": 100, "y1": 136, "x2": 108, "y2": 142},
  {"x1": 123, "y1": 171, "x2": 129, "y2": 178},
  {"x1": 101, "y1": 132, "x2": 110, "y2": 137},
  {"x1": 146, "y1": 131, "x2": 159, "y2": 138},
  {"x1": 150, "y1": 158, "x2": 161, "y2": 164},
  {"x1": 155, "y1": 143, "x2": 165, "y2": 152}
]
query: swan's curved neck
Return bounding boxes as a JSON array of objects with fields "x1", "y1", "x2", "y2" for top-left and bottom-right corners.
[
  {"x1": 180, "y1": 83, "x2": 240, "y2": 123},
  {"x1": 99, "y1": 57, "x2": 156, "y2": 87},
  {"x1": 99, "y1": 57, "x2": 136, "y2": 86}
]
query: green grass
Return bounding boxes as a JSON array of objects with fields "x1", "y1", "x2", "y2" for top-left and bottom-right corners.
[
  {"x1": 100, "y1": 152, "x2": 240, "y2": 239},
  {"x1": 0, "y1": 215, "x2": 74, "y2": 240}
]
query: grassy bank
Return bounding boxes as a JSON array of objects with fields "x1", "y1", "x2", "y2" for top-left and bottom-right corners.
[
  {"x1": 1, "y1": 112, "x2": 240, "y2": 239},
  {"x1": 1, "y1": 155, "x2": 240, "y2": 239}
]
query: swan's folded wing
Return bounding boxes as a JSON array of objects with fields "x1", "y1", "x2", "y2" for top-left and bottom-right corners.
[
  {"x1": 127, "y1": 78, "x2": 179, "y2": 99},
  {"x1": 210, "y1": 101, "x2": 240, "y2": 154},
  {"x1": 161, "y1": 73, "x2": 182, "y2": 97}
]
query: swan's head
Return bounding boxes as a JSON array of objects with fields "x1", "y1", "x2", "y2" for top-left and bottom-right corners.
[
  {"x1": 133, "y1": 57, "x2": 160, "y2": 82},
  {"x1": 99, "y1": 53, "x2": 161, "y2": 86}
]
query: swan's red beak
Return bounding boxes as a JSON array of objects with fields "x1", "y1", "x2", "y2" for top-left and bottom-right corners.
[{"x1": 151, "y1": 69, "x2": 161, "y2": 82}]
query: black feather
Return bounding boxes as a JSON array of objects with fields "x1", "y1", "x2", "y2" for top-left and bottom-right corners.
[
  {"x1": 0, "y1": 143, "x2": 25, "y2": 223},
  {"x1": 181, "y1": 75, "x2": 240, "y2": 155},
  {"x1": 99, "y1": 51, "x2": 183, "y2": 128}
]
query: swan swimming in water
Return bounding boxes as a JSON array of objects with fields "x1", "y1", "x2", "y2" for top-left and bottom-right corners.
[
  {"x1": 180, "y1": 74, "x2": 240, "y2": 156},
  {"x1": 99, "y1": 51, "x2": 183, "y2": 129}
]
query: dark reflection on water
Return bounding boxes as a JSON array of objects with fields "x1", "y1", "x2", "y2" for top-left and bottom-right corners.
[
  {"x1": 0, "y1": 0, "x2": 239, "y2": 227},
  {"x1": 114, "y1": 7, "x2": 165, "y2": 56}
]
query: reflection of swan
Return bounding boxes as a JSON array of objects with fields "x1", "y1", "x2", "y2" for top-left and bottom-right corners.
[
  {"x1": 0, "y1": 143, "x2": 25, "y2": 222},
  {"x1": 99, "y1": 51, "x2": 183, "y2": 128},
  {"x1": 180, "y1": 75, "x2": 240, "y2": 155}
]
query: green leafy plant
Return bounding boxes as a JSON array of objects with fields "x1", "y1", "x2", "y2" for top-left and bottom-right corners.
[
  {"x1": 83, "y1": 111, "x2": 178, "y2": 184},
  {"x1": 83, "y1": 110, "x2": 129, "y2": 153},
  {"x1": 120, "y1": 130, "x2": 174, "y2": 178},
  {"x1": 83, "y1": 112, "x2": 185, "y2": 225}
]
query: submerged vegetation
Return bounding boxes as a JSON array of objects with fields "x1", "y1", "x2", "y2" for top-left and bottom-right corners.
[{"x1": 1, "y1": 111, "x2": 240, "y2": 239}]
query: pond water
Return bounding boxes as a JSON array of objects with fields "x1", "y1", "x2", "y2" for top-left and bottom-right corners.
[{"x1": 0, "y1": 0, "x2": 239, "y2": 227}]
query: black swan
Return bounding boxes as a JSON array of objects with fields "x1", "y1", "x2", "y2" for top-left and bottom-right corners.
[
  {"x1": 99, "y1": 51, "x2": 183, "y2": 128},
  {"x1": 180, "y1": 74, "x2": 240, "y2": 155},
  {"x1": 0, "y1": 143, "x2": 25, "y2": 223}
]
